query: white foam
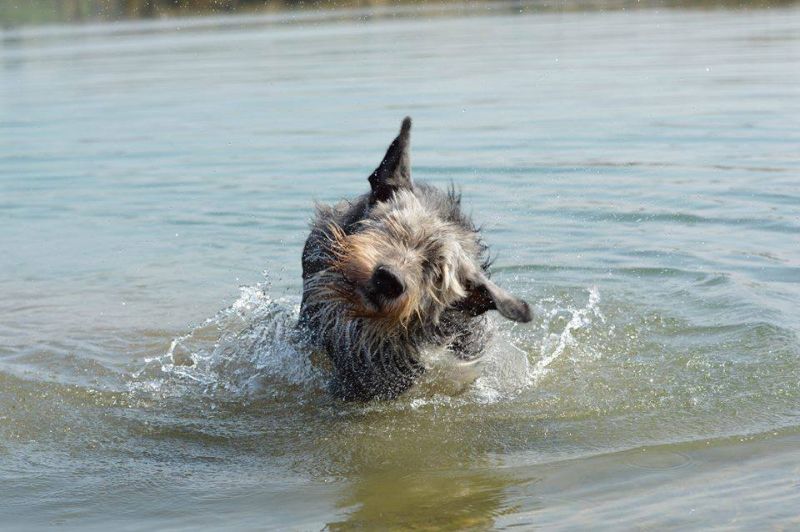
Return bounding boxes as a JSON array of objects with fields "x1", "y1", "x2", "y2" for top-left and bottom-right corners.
[
  {"x1": 132, "y1": 282, "x2": 325, "y2": 402},
  {"x1": 471, "y1": 286, "x2": 603, "y2": 403},
  {"x1": 530, "y1": 286, "x2": 602, "y2": 384},
  {"x1": 132, "y1": 284, "x2": 604, "y2": 407}
]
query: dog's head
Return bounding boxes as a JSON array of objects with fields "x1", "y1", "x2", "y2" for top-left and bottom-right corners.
[{"x1": 325, "y1": 117, "x2": 531, "y2": 330}]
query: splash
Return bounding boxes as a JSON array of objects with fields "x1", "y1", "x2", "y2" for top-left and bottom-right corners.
[
  {"x1": 132, "y1": 282, "x2": 604, "y2": 407},
  {"x1": 131, "y1": 283, "x2": 326, "y2": 403},
  {"x1": 531, "y1": 286, "x2": 603, "y2": 383},
  {"x1": 470, "y1": 287, "x2": 603, "y2": 403}
]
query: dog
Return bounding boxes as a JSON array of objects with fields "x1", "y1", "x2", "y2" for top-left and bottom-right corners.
[{"x1": 299, "y1": 117, "x2": 531, "y2": 401}]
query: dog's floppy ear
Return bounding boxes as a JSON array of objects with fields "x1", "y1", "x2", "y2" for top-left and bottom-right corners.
[
  {"x1": 368, "y1": 117, "x2": 413, "y2": 203},
  {"x1": 455, "y1": 272, "x2": 532, "y2": 323}
]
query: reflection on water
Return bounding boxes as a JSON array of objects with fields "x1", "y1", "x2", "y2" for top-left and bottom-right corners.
[
  {"x1": 1, "y1": 2, "x2": 800, "y2": 528},
  {"x1": 328, "y1": 469, "x2": 523, "y2": 531}
]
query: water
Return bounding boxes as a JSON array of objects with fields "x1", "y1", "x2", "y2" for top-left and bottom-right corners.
[{"x1": 2, "y1": 3, "x2": 800, "y2": 529}]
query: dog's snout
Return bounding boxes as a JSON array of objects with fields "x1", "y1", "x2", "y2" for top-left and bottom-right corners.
[{"x1": 371, "y1": 266, "x2": 405, "y2": 300}]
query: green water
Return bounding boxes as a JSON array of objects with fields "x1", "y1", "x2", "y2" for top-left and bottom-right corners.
[{"x1": 1, "y1": 3, "x2": 799, "y2": 529}]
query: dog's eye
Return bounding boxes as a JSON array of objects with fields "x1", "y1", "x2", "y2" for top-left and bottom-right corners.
[
  {"x1": 421, "y1": 259, "x2": 444, "y2": 284},
  {"x1": 420, "y1": 257, "x2": 434, "y2": 274},
  {"x1": 434, "y1": 266, "x2": 449, "y2": 287}
]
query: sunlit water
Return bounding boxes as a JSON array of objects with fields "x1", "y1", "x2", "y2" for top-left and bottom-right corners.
[{"x1": 2, "y1": 4, "x2": 800, "y2": 529}]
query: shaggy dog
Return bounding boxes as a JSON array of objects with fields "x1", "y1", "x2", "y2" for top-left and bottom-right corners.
[{"x1": 299, "y1": 118, "x2": 531, "y2": 400}]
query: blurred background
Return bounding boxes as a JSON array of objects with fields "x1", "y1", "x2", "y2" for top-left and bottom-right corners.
[{"x1": 1, "y1": 0, "x2": 797, "y2": 26}]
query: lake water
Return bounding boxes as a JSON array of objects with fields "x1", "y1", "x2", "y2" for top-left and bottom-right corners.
[{"x1": 1, "y1": 3, "x2": 800, "y2": 529}]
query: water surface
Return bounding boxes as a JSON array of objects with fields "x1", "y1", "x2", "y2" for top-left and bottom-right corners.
[{"x1": 1, "y1": 4, "x2": 800, "y2": 529}]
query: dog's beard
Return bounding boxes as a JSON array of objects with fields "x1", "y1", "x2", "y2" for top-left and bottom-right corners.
[
  {"x1": 323, "y1": 223, "x2": 425, "y2": 329},
  {"x1": 305, "y1": 270, "x2": 421, "y2": 333}
]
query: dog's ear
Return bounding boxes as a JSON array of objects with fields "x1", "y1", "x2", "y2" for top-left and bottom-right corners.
[
  {"x1": 368, "y1": 117, "x2": 413, "y2": 203},
  {"x1": 455, "y1": 272, "x2": 532, "y2": 323}
]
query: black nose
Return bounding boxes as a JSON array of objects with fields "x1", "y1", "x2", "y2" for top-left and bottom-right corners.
[{"x1": 371, "y1": 266, "x2": 405, "y2": 300}]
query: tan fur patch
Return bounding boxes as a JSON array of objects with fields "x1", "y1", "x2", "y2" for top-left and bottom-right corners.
[{"x1": 312, "y1": 191, "x2": 480, "y2": 332}]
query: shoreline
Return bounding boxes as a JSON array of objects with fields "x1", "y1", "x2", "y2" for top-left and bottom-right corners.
[{"x1": 2, "y1": 0, "x2": 799, "y2": 28}]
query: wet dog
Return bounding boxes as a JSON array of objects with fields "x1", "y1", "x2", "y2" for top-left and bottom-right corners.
[{"x1": 299, "y1": 118, "x2": 531, "y2": 400}]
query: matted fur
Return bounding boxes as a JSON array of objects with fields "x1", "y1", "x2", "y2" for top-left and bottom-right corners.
[{"x1": 298, "y1": 119, "x2": 530, "y2": 401}]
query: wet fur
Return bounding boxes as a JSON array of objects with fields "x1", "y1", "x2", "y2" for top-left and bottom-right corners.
[
  {"x1": 298, "y1": 118, "x2": 530, "y2": 401},
  {"x1": 299, "y1": 185, "x2": 492, "y2": 400}
]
